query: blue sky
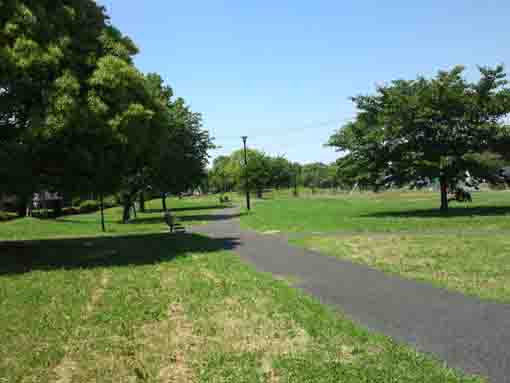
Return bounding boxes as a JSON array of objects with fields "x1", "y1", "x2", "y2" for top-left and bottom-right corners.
[{"x1": 97, "y1": 1, "x2": 509, "y2": 164}]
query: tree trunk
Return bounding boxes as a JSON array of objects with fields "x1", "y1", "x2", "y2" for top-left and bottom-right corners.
[
  {"x1": 17, "y1": 194, "x2": 29, "y2": 217},
  {"x1": 100, "y1": 193, "x2": 106, "y2": 232},
  {"x1": 139, "y1": 191, "x2": 145, "y2": 213},
  {"x1": 122, "y1": 199, "x2": 132, "y2": 223},
  {"x1": 440, "y1": 175, "x2": 449, "y2": 213},
  {"x1": 161, "y1": 193, "x2": 167, "y2": 211}
]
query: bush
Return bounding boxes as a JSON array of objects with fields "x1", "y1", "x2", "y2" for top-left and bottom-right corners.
[
  {"x1": 219, "y1": 195, "x2": 230, "y2": 203},
  {"x1": 78, "y1": 200, "x2": 101, "y2": 213},
  {"x1": 0, "y1": 211, "x2": 16, "y2": 221},
  {"x1": 76, "y1": 198, "x2": 117, "y2": 214}
]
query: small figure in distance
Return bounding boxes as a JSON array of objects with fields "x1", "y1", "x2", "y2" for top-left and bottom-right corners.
[{"x1": 449, "y1": 187, "x2": 472, "y2": 203}]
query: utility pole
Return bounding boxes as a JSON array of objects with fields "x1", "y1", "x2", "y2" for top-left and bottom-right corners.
[
  {"x1": 242, "y1": 136, "x2": 251, "y2": 211},
  {"x1": 294, "y1": 167, "x2": 299, "y2": 197}
]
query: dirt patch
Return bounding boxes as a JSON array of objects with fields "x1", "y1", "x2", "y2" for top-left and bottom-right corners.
[
  {"x1": 54, "y1": 358, "x2": 80, "y2": 383},
  {"x1": 52, "y1": 270, "x2": 111, "y2": 382},
  {"x1": 209, "y1": 296, "x2": 310, "y2": 357},
  {"x1": 134, "y1": 303, "x2": 196, "y2": 383},
  {"x1": 200, "y1": 268, "x2": 223, "y2": 286},
  {"x1": 86, "y1": 271, "x2": 111, "y2": 315}
]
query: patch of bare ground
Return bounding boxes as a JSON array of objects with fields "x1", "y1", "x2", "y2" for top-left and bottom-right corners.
[
  {"x1": 47, "y1": 267, "x2": 378, "y2": 382},
  {"x1": 54, "y1": 359, "x2": 79, "y2": 383},
  {"x1": 138, "y1": 303, "x2": 196, "y2": 383},
  {"x1": 52, "y1": 270, "x2": 111, "y2": 383},
  {"x1": 86, "y1": 271, "x2": 111, "y2": 315}
]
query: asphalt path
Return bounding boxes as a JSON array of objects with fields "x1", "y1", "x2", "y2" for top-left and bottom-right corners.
[{"x1": 192, "y1": 207, "x2": 510, "y2": 383}]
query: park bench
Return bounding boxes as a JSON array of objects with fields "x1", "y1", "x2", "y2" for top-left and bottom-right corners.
[{"x1": 164, "y1": 210, "x2": 176, "y2": 233}]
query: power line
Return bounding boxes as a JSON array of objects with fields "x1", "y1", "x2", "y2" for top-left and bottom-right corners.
[{"x1": 210, "y1": 117, "x2": 355, "y2": 142}]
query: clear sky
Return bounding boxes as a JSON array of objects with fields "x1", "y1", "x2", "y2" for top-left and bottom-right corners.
[{"x1": 97, "y1": 1, "x2": 509, "y2": 164}]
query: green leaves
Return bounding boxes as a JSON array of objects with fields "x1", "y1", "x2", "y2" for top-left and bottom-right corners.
[
  {"x1": 329, "y1": 66, "x2": 510, "y2": 201},
  {"x1": 1, "y1": 1, "x2": 212, "y2": 221}
]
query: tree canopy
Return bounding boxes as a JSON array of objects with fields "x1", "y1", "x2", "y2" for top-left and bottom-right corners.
[
  {"x1": 1, "y1": 1, "x2": 212, "y2": 226},
  {"x1": 209, "y1": 150, "x2": 299, "y2": 196},
  {"x1": 329, "y1": 65, "x2": 510, "y2": 211}
]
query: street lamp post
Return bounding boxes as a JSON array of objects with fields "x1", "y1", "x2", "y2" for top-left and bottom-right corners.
[
  {"x1": 242, "y1": 136, "x2": 251, "y2": 211},
  {"x1": 294, "y1": 167, "x2": 299, "y2": 197}
]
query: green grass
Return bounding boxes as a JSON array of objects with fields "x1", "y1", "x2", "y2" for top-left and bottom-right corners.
[
  {"x1": 241, "y1": 190, "x2": 510, "y2": 233},
  {"x1": 292, "y1": 234, "x2": 510, "y2": 303},
  {"x1": 241, "y1": 190, "x2": 510, "y2": 302},
  {"x1": 0, "y1": 195, "x2": 231, "y2": 241},
  {"x1": 0, "y1": 234, "x2": 482, "y2": 382},
  {"x1": 0, "y1": 199, "x2": 484, "y2": 382}
]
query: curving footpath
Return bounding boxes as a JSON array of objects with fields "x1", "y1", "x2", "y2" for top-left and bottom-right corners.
[{"x1": 192, "y1": 207, "x2": 510, "y2": 383}]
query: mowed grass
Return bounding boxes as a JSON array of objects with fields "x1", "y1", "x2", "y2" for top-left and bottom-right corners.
[
  {"x1": 241, "y1": 191, "x2": 510, "y2": 302},
  {"x1": 293, "y1": 234, "x2": 510, "y2": 303},
  {"x1": 241, "y1": 190, "x2": 510, "y2": 233},
  {"x1": 0, "y1": 195, "x2": 232, "y2": 241},
  {"x1": 0, "y1": 199, "x2": 484, "y2": 382},
  {"x1": 0, "y1": 232, "x2": 482, "y2": 382}
]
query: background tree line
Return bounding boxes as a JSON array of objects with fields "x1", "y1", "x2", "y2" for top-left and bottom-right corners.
[
  {"x1": 207, "y1": 149, "x2": 345, "y2": 196},
  {"x1": 1, "y1": 1, "x2": 212, "y2": 228}
]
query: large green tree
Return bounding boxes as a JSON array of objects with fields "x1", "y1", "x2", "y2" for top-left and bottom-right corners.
[
  {"x1": 210, "y1": 149, "x2": 272, "y2": 198},
  {"x1": 209, "y1": 155, "x2": 236, "y2": 194},
  {"x1": 1, "y1": 1, "x2": 213, "y2": 229},
  {"x1": 0, "y1": 0, "x2": 109, "y2": 215},
  {"x1": 150, "y1": 95, "x2": 213, "y2": 211},
  {"x1": 329, "y1": 66, "x2": 510, "y2": 211},
  {"x1": 268, "y1": 156, "x2": 294, "y2": 189}
]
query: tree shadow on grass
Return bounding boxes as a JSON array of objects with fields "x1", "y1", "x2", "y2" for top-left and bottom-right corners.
[
  {"x1": 0, "y1": 232, "x2": 240, "y2": 276},
  {"x1": 144, "y1": 205, "x2": 229, "y2": 214},
  {"x1": 178, "y1": 213, "x2": 242, "y2": 222},
  {"x1": 364, "y1": 205, "x2": 510, "y2": 219},
  {"x1": 126, "y1": 212, "x2": 242, "y2": 225},
  {"x1": 125, "y1": 217, "x2": 165, "y2": 224}
]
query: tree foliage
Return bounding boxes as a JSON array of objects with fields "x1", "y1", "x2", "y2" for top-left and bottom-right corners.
[
  {"x1": 209, "y1": 150, "x2": 293, "y2": 196},
  {"x1": 1, "y1": 1, "x2": 212, "y2": 225},
  {"x1": 329, "y1": 65, "x2": 510, "y2": 210}
]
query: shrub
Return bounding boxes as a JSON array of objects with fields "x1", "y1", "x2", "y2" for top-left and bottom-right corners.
[
  {"x1": 219, "y1": 195, "x2": 230, "y2": 203},
  {"x1": 78, "y1": 200, "x2": 101, "y2": 213},
  {"x1": 0, "y1": 211, "x2": 16, "y2": 221}
]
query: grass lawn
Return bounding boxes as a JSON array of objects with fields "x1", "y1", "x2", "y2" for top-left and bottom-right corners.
[
  {"x1": 241, "y1": 191, "x2": 510, "y2": 303},
  {"x1": 0, "y1": 195, "x2": 232, "y2": 241},
  {"x1": 0, "y1": 200, "x2": 483, "y2": 382},
  {"x1": 241, "y1": 190, "x2": 510, "y2": 233}
]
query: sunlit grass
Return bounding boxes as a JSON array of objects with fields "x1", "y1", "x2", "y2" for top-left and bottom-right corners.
[
  {"x1": 293, "y1": 233, "x2": 510, "y2": 303},
  {"x1": 0, "y1": 195, "x2": 230, "y2": 241},
  {"x1": 0, "y1": 231, "x2": 482, "y2": 382},
  {"x1": 243, "y1": 190, "x2": 510, "y2": 302},
  {"x1": 241, "y1": 190, "x2": 510, "y2": 233}
]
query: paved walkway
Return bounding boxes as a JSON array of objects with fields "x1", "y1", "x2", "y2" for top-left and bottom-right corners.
[{"x1": 192, "y1": 207, "x2": 510, "y2": 383}]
